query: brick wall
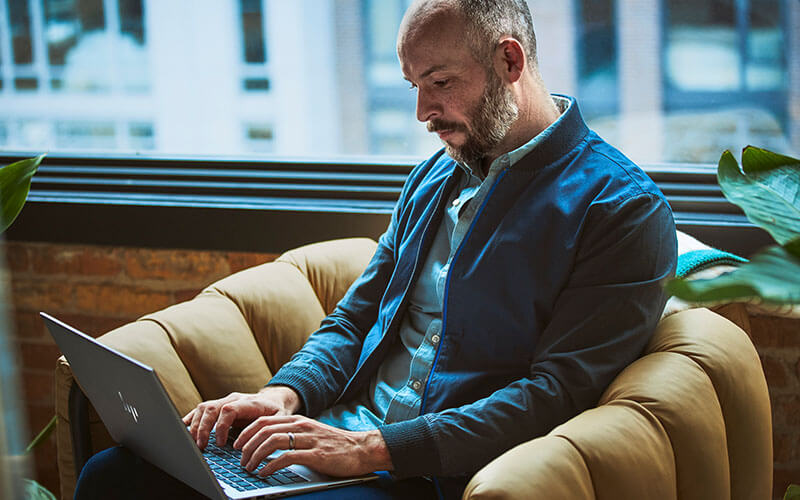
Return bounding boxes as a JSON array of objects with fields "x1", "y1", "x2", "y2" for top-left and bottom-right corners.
[
  {"x1": 5, "y1": 241, "x2": 278, "y2": 496},
  {"x1": 750, "y1": 314, "x2": 800, "y2": 498},
  {"x1": 5, "y1": 240, "x2": 800, "y2": 497}
]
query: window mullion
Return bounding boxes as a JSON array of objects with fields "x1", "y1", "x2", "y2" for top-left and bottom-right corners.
[
  {"x1": 737, "y1": 0, "x2": 749, "y2": 92},
  {"x1": 0, "y1": 0, "x2": 13, "y2": 90},
  {"x1": 27, "y1": 0, "x2": 48, "y2": 92},
  {"x1": 103, "y1": 0, "x2": 122, "y2": 95}
]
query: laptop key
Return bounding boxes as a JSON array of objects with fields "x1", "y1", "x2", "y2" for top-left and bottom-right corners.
[
  {"x1": 204, "y1": 430, "x2": 310, "y2": 490},
  {"x1": 271, "y1": 474, "x2": 293, "y2": 485},
  {"x1": 263, "y1": 476, "x2": 283, "y2": 487}
]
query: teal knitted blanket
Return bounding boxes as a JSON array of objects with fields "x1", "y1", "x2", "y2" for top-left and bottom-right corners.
[{"x1": 676, "y1": 249, "x2": 748, "y2": 278}]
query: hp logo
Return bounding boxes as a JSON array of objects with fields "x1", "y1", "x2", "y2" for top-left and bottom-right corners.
[{"x1": 118, "y1": 391, "x2": 139, "y2": 423}]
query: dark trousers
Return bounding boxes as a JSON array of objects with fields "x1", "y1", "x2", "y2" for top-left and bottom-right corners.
[{"x1": 74, "y1": 446, "x2": 438, "y2": 499}]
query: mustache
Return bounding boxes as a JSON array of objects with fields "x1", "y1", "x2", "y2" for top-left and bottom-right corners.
[{"x1": 427, "y1": 119, "x2": 467, "y2": 133}]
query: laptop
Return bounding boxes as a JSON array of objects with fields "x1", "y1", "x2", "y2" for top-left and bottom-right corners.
[{"x1": 41, "y1": 312, "x2": 377, "y2": 499}]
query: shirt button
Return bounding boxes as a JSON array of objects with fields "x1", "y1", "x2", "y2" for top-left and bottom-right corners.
[
  {"x1": 411, "y1": 380, "x2": 422, "y2": 391},
  {"x1": 431, "y1": 334, "x2": 440, "y2": 345}
]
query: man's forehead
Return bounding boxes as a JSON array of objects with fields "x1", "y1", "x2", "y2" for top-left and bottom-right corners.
[
  {"x1": 397, "y1": 0, "x2": 463, "y2": 48},
  {"x1": 397, "y1": 3, "x2": 470, "y2": 69},
  {"x1": 403, "y1": 0, "x2": 458, "y2": 26}
]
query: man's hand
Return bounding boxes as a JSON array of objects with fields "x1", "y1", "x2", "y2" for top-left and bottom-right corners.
[
  {"x1": 182, "y1": 386, "x2": 301, "y2": 450},
  {"x1": 234, "y1": 415, "x2": 393, "y2": 477}
]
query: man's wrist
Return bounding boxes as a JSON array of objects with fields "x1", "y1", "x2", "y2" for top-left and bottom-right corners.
[
  {"x1": 259, "y1": 385, "x2": 302, "y2": 414},
  {"x1": 361, "y1": 430, "x2": 394, "y2": 472}
]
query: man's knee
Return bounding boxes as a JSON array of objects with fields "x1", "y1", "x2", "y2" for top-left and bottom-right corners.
[{"x1": 74, "y1": 446, "x2": 139, "y2": 499}]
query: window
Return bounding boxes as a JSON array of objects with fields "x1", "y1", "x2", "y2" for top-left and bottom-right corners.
[
  {"x1": 239, "y1": 0, "x2": 269, "y2": 92},
  {"x1": 4, "y1": 0, "x2": 147, "y2": 93},
  {"x1": 576, "y1": 0, "x2": 619, "y2": 120},
  {"x1": 244, "y1": 123, "x2": 274, "y2": 153},
  {"x1": 0, "y1": 0, "x2": 796, "y2": 164},
  {"x1": 663, "y1": 0, "x2": 790, "y2": 161}
]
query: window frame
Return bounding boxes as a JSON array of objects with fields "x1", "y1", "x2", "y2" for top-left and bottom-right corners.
[
  {"x1": 1, "y1": 151, "x2": 772, "y2": 256},
  {"x1": 660, "y1": 0, "x2": 790, "y2": 128}
]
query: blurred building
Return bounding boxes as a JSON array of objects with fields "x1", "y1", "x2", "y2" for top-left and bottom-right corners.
[{"x1": 0, "y1": 0, "x2": 797, "y2": 163}]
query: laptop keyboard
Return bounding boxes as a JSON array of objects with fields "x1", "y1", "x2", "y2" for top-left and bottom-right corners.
[{"x1": 203, "y1": 430, "x2": 309, "y2": 492}]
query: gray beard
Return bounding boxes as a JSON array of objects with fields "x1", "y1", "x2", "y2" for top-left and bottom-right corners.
[{"x1": 445, "y1": 72, "x2": 519, "y2": 168}]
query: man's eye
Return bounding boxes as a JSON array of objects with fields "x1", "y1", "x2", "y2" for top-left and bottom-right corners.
[{"x1": 433, "y1": 79, "x2": 449, "y2": 87}]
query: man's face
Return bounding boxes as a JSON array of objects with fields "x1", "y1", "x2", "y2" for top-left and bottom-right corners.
[
  {"x1": 433, "y1": 69, "x2": 519, "y2": 166},
  {"x1": 398, "y1": 12, "x2": 518, "y2": 166}
]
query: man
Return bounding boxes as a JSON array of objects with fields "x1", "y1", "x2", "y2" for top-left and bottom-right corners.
[{"x1": 76, "y1": 0, "x2": 676, "y2": 498}]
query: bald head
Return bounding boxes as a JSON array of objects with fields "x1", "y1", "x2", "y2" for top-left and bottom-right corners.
[
  {"x1": 398, "y1": 0, "x2": 538, "y2": 73},
  {"x1": 396, "y1": 0, "x2": 557, "y2": 170},
  {"x1": 397, "y1": 1, "x2": 464, "y2": 63}
]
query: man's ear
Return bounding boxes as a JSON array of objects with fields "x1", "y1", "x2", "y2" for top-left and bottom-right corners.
[{"x1": 494, "y1": 38, "x2": 525, "y2": 83}]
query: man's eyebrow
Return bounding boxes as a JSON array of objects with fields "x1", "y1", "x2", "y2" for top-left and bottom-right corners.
[
  {"x1": 403, "y1": 64, "x2": 449, "y2": 84},
  {"x1": 420, "y1": 64, "x2": 448, "y2": 79}
]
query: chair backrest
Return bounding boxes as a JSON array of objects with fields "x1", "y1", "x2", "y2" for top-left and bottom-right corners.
[
  {"x1": 97, "y1": 237, "x2": 378, "y2": 412},
  {"x1": 54, "y1": 237, "x2": 377, "y2": 499}
]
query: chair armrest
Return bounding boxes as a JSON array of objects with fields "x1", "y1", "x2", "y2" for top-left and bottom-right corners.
[
  {"x1": 463, "y1": 308, "x2": 772, "y2": 500},
  {"x1": 463, "y1": 435, "x2": 595, "y2": 500}
]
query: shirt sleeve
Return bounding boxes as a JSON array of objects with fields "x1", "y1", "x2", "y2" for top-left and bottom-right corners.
[
  {"x1": 265, "y1": 211, "x2": 397, "y2": 415},
  {"x1": 264, "y1": 154, "x2": 443, "y2": 415},
  {"x1": 379, "y1": 192, "x2": 677, "y2": 478}
]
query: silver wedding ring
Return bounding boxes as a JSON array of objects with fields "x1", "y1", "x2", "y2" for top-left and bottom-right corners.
[{"x1": 287, "y1": 431, "x2": 295, "y2": 451}]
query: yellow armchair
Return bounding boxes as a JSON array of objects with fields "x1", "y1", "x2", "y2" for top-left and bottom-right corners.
[{"x1": 54, "y1": 238, "x2": 772, "y2": 499}]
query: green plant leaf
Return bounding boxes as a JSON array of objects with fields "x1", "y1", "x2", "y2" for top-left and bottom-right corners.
[
  {"x1": 25, "y1": 415, "x2": 57, "y2": 453},
  {"x1": 0, "y1": 154, "x2": 45, "y2": 233},
  {"x1": 665, "y1": 245, "x2": 800, "y2": 304},
  {"x1": 743, "y1": 146, "x2": 800, "y2": 174},
  {"x1": 785, "y1": 484, "x2": 800, "y2": 500},
  {"x1": 717, "y1": 149, "x2": 800, "y2": 257},
  {"x1": 22, "y1": 479, "x2": 57, "y2": 500},
  {"x1": 787, "y1": 236, "x2": 800, "y2": 257}
]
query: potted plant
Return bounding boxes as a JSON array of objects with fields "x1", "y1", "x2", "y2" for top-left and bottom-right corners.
[
  {"x1": 0, "y1": 154, "x2": 56, "y2": 499},
  {"x1": 666, "y1": 146, "x2": 800, "y2": 305}
]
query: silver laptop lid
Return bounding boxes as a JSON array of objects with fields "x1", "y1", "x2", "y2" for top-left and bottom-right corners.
[{"x1": 41, "y1": 312, "x2": 226, "y2": 500}]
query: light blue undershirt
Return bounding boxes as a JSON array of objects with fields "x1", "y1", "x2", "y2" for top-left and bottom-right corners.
[{"x1": 315, "y1": 96, "x2": 571, "y2": 430}]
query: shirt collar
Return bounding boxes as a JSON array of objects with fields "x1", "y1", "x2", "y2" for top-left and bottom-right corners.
[{"x1": 458, "y1": 95, "x2": 572, "y2": 179}]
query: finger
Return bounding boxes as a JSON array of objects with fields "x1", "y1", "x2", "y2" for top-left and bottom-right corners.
[
  {"x1": 235, "y1": 415, "x2": 284, "y2": 449},
  {"x1": 196, "y1": 406, "x2": 220, "y2": 449},
  {"x1": 245, "y1": 432, "x2": 297, "y2": 472},
  {"x1": 214, "y1": 403, "x2": 240, "y2": 446},
  {"x1": 189, "y1": 407, "x2": 205, "y2": 441},
  {"x1": 182, "y1": 408, "x2": 195, "y2": 425},
  {"x1": 235, "y1": 418, "x2": 296, "y2": 450},
  {"x1": 258, "y1": 450, "x2": 315, "y2": 477},
  {"x1": 239, "y1": 424, "x2": 300, "y2": 466}
]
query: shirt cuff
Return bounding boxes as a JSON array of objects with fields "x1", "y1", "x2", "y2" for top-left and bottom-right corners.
[{"x1": 379, "y1": 416, "x2": 441, "y2": 478}]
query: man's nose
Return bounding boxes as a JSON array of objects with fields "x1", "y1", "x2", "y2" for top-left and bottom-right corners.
[{"x1": 415, "y1": 88, "x2": 440, "y2": 123}]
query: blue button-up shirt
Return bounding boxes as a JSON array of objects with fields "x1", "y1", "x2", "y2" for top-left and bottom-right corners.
[{"x1": 316, "y1": 96, "x2": 571, "y2": 430}]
